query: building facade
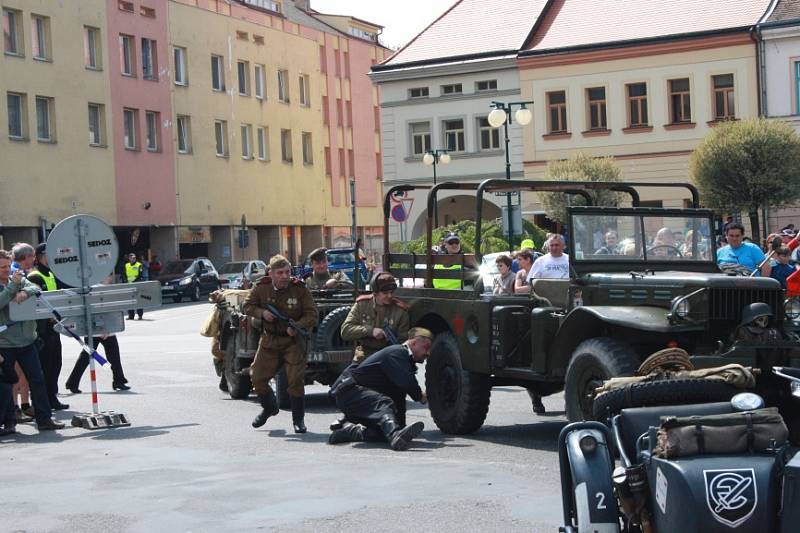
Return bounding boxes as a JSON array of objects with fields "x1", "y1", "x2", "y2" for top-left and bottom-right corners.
[{"x1": 1, "y1": 0, "x2": 388, "y2": 267}]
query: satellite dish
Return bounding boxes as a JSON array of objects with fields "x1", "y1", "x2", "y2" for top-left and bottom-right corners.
[{"x1": 47, "y1": 214, "x2": 119, "y2": 287}]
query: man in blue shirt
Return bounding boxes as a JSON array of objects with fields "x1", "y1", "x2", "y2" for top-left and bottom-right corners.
[{"x1": 716, "y1": 223, "x2": 770, "y2": 277}]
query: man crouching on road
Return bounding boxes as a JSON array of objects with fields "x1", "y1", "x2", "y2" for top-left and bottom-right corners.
[
  {"x1": 243, "y1": 255, "x2": 318, "y2": 434},
  {"x1": 327, "y1": 327, "x2": 432, "y2": 451}
]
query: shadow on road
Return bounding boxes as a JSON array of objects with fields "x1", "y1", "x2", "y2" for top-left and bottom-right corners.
[
  {"x1": 456, "y1": 420, "x2": 569, "y2": 452},
  {"x1": 5, "y1": 422, "x2": 201, "y2": 444}
]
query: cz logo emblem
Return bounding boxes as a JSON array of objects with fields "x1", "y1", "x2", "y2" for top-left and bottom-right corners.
[{"x1": 704, "y1": 468, "x2": 757, "y2": 528}]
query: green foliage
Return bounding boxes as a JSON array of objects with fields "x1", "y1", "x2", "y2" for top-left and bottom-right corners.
[
  {"x1": 690, "y1": 118, "x2": 800, "y2": 213},
  {"x1": 538, "y1": 153, "x2": 625, "y2": 224},
  {"x1": 396, "y1": 219, "x2": 547, "y2": 255}
]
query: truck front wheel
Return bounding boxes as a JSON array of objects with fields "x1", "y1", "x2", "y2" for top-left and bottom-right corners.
[
  {"x1": 564, "y1": 337, "x2": 638, "y2": 422},
  {"x1": 223, "y1": 336, "x2": 252, "y2": 400},
  {"x1": 426, "y1": 332, "x2": 491, "y2": 434}
]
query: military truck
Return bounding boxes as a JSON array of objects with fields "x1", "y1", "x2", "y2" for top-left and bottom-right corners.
[
  {"x1": 214, "y1": 288, "x2": 359, "y2": 408},
  {"x1": 383, "y1": 180, "x2": 800, "y2": 435}
]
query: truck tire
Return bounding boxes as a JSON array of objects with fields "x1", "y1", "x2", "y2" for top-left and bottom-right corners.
[
  {"x1": 593, "y1": 379, "x2": 740, "y2": 420},
  {"x1": 315, "y1": 305, "x2": 352, "y2": 352},
  {"x1": 274, "y1": 367, "x2": 290, "y2": 410},
  {"x1": 565, "y1": 338, "x2": 638, "y2": 422},
  {"x1": 223, "y1": 336, "x2": 252, "y2": 400},
  {"x1": 426, "y1": 332, "x2": 491, "y2": 434}
]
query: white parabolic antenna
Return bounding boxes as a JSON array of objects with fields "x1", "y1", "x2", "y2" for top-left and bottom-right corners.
[{"x1": 47, "y1": 214, "x2": 119, "y2": 287}]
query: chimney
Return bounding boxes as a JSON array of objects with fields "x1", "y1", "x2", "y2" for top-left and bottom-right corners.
[{"x1": 294, "y1": 0, "x2": 311, "y2": 11}]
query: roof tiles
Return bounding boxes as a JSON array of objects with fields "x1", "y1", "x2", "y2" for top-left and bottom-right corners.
[
  {"x1": 383, "y1": 0, "x2": 549, "y2": 66},
  {"x1": 525, "y1": 0, "x2": 773, "y2": 53}
]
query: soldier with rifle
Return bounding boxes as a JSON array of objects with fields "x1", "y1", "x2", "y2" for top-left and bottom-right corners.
[{"x1": 243, "y1": 255, "x2": 318, "y2": 433}]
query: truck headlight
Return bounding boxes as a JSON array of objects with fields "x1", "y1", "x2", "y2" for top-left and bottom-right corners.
[
  {"x1": 179, "y1": 277, "x2": 193, "y2": 286},
  {"x1": 671, "y1": 297, "x2": 691, "y2": 318},
  {"x1": 785, "y1": 297, "x2": 800, "y2": 320}
]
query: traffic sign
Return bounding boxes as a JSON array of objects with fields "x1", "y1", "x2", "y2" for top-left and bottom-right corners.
[
  {"x1": 47, "y1": 214, "x2": 118, "y2": 288},
  {"x1": 391, "y1": 203, "x2": 407, "y2": 222}
]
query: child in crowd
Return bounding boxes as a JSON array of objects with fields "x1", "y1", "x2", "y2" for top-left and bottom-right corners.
[{"x1": 770, "y1": 246, "x2": 796, "y2": 289}]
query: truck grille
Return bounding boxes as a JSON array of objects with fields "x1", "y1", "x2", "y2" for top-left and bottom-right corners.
[{"x1": 708, "y1": 288, "x2": 782, "y2": 322}]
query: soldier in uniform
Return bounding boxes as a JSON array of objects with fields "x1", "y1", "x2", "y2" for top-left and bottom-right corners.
[
  {"x1": 304, "y1": 248, "x2": 353, "y2": 290},
  {"x1": 327, "y1": 327, "x2": 432, "y2": 451},
  {"x1": 341, "y1": 272, "x2": 409, "y2": 363},
  {"x1": 243, "y1": 255, "x2": 318, "y2": 433}
]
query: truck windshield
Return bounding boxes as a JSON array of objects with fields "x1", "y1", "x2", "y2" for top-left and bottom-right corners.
[{"x1": 571, "y1": 213, "x2": 714, "y2": 263}]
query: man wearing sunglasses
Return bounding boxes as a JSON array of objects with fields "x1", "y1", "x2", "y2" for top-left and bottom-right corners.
[{"x1": 340, "y1": 272, "x2": 409, "y2": 363}]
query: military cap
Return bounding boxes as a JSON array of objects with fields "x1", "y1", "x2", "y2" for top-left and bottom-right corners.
[
  {"x1": 308, "y1": 247, "x2": 327, "y2": 262},
  {"x1": 269, "y1": 254, "x2": 291, "y2": 270},
  {"x1": 408, "y1": 327, "x2": 433, "y2": 341}
]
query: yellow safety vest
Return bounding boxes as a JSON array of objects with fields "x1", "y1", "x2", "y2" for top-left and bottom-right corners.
[
  {"x1": 125, "y1": 262, "x2": 142, "y2": 283},
  {"x1": 28, "y1": 270, "x2": 57, "y2": 291},
  {"x1": 433, "y1": 264, "x2": 462, "y2": 290}
]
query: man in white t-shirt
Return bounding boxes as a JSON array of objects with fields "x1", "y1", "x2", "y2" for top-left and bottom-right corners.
[{"x1": 527, "y1": 234, "x2": 570, "y2": 281}]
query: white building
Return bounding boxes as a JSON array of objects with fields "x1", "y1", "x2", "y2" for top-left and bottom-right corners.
[{"x1": 369, "y1": 0, "x2": 548, "y2": 241}]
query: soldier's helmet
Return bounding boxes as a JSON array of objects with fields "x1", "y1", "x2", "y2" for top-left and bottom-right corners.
[{"x1": 740, "y1": 302, "x2": 773, "y2": 327}]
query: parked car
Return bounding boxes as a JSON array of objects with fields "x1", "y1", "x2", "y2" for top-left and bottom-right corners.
[
  {"x1": 159, "y1": 257, "x2": 220, "y2": 302},
  {"x1": 297, "y1": 247, "x2": 370, "y2": 286},
  {"x1": 218, "y1": 260, "x2": 267, "y2": 290}
]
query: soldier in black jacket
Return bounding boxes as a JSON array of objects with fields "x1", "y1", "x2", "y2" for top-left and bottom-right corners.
[{"x1": 328, "y1": 327, "x2": 432, "y2": 451}]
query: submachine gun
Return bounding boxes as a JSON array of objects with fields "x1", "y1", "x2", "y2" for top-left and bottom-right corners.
[{"x1": 264, "y1": 303, "x2": 311, "y2": 340}]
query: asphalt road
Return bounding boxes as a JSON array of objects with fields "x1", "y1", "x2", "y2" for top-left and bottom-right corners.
[{"x1": 1, "y1": 301, "x2": 568, "y2": 533}]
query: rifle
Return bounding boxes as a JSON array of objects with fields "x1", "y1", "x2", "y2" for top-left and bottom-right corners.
[
  {"x1": 383, "y1": 325, "x2": 399, "y2": 345},
  {"x1": 265, "y1": 303, "x2": 311, "y2": 340}
]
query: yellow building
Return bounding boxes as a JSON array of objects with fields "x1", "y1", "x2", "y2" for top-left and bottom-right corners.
[
  {"x1": 0, "y1": 0, "x2": 114, "y2": 247},
  {"x1": 517, "y1": 0, "x2": 770, "y2": 213}
]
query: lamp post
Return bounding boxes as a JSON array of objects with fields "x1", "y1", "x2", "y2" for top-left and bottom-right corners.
[
  {"x1": 487, "y1": 100, "x2": 533, "y2": 251},
  {"x1": 423, "y1": 149, "x2": 450, "y2": 226}
]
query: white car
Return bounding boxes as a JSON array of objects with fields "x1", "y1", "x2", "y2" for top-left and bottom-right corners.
[{"x1": 218, "y1": 260, "x2": 267, "y2": 290}]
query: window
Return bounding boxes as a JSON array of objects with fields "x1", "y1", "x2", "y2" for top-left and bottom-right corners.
[
  {"x1": 211, "y1": 54, "x2": 225, "y2": 91},
  {"x1": 123, "y1": 108, "x2": 137, "y2": 149},
  {"x1": 299, "y1": 75, "x2": 310, "y2": 106},
  {"x1": 244, "y1": 0, "x2": 281, "y2": 12},
  {"x1": 36, "y1": 96, "x2": 54, "y2": 142},
  {"x1": 278, "y1": 69, "x2": 289, "y2": 102},
  {"x1": 145, "y1": 111, "x2": 159, "y2": 151},
  {"x1": 237, "y1": 60, "x2": 249, "y2": 96},
  {"x1": 441, "y1": 83, "x2": 462, "y2": 95},
  {"x1": 478, "y1": 117, "x2": 500, "y2": 150},
  {"x1": 302, "y1": 132, "x2": 313, "y2": 164},
  {"x1": 281, "y1": 129, "x2": 293, "y2": 162},
  {"x1": 476, "y1": 80, "x2": 498, "y2": 92},
  {"x1": 214, "y1": 120, "x2": 228, "y2": 156},
  {"x1": 236, "y1": 31, "x2": 248, "y2": 41},
  {"x1": 241, "y1": 124, "x2": 253, "y2": 159},
  {"x1": 88, "y1": 103, "x2": 105, "y2": 145},
  {"x1": 547, "y1": 91, "x2": 568, "y2": 133},
  {"x1": 140, "y1": 6, "x2": 155, "y2": 18},
  {"x1": 712, "y1": 74, "x2": 735, "y2": 120},
  {"x1": 586, "y1": 87, "x2": 607, "y2": 130},
  {"x1": 31, "y1": 15, "x2": 51, "y2": 60},
  {"x1": 254, "y1": 64, "x2": 265, "y2": 99},
  {"x1": 3, "y1": 8, "x2": 22, "y2": 56},
  {"x1": 84, "y1": 26, "x2": 101, "y2": 69},
  {"x1": 118, "y1": 0, "x2": 134, "y2": 11},
  {"x1": 120, "y1": 35, "x2": 134, "y2": 75},
  {"x1": 257, "y1": 126, "x2": 268, "y2": 160},
  {"x1": 409, "y1": 122, "x2": 431, "y2": 156},
  {"x1": 443, "y1": 119, "x2": 465, "y2": 152},
  {"x1": 176, "y1": 115, "x2": 191, "y2": 153},
  {"x1": 408, "y1": 87, "x2": 429, "y2": 99},
  {"x1": 626, "y1": 83, "x2": 649, "y2": 127},
  {"x1": 142, "y1": 38, "x2": 157, "y2": 79},
  {"x1": 668, "y1": 78, "x2": 691, "y2": 123},
  {"x1": 173, "y1": 46, "x2": 187, "y2": 85},
  {"x1": 348, "y1": 26, "x2": 376, "y2": 42},
  {"x1": 7, "y1": 92, "x2": 26, "y2": 139},
  {"x1": 796, "y1": 62, "x2": 800, "y2": 115}
]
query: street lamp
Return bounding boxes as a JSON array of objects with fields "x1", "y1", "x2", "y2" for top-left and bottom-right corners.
[
  {"x1": 488, "y1": 100, "x2": 533, "y2": 251},
  {"x1": 423, "y1": 149, "x2": 450, "y2": 225}
]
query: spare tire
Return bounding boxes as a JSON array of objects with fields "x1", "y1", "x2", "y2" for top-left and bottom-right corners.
[
  {"x1": 593, "y1": 378, "x2": 740, "y2": 420},
  {"x1": 315, "y1": 305, "x2": 352, "y2": 353},
  {"x1": 223, "y1": 334, "x2": 252, "y2": 400}
]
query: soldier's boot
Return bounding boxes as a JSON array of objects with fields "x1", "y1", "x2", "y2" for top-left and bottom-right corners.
[
  {"x1": 528, "y1": 390, "x2": 546, "y2": 415},
  {"x1": 329, "y1": 416, "x2": 347, "y2": 431},
  {"x1": 291, "y1": 396, "x2": 307, "y2": 434},
  {"x1": 380, "y1": 414, "x2": 425, "y2": 451},
  {"x1": 328, "y1": 423, "x2": 365, "y2": 445},
  {"x1": 252, "y1": 392, "x2": 279, "y2": 428},
  {"x1": 218, "y1": 374, "x2": 228, "y2": 393}
]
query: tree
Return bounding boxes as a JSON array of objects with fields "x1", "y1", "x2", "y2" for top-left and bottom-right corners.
[
  {"x1": 538, "y1": 153, "x2": 625, "y2": 224},
  {"x1": 395, "y1": 219, "x2": 547, "y2": 255},
  {"x1": 690, "y1": 118, "x2": 800, "y2": 241}
]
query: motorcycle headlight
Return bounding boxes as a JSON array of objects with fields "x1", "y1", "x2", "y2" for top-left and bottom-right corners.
[
  {"x1": 784, "y1": 297, "x2": 800, "y2": 320},
  {"x1": 179, "y1": 277, "x2": 193, "y2": 286},
  {"x1": 671, "y1": 297, "x2": 691, "y2": 318}
]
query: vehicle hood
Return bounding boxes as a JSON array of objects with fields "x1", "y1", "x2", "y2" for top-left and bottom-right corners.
[{"x1": 581, "y1": 271, "x2": 781, "y2": 289}]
